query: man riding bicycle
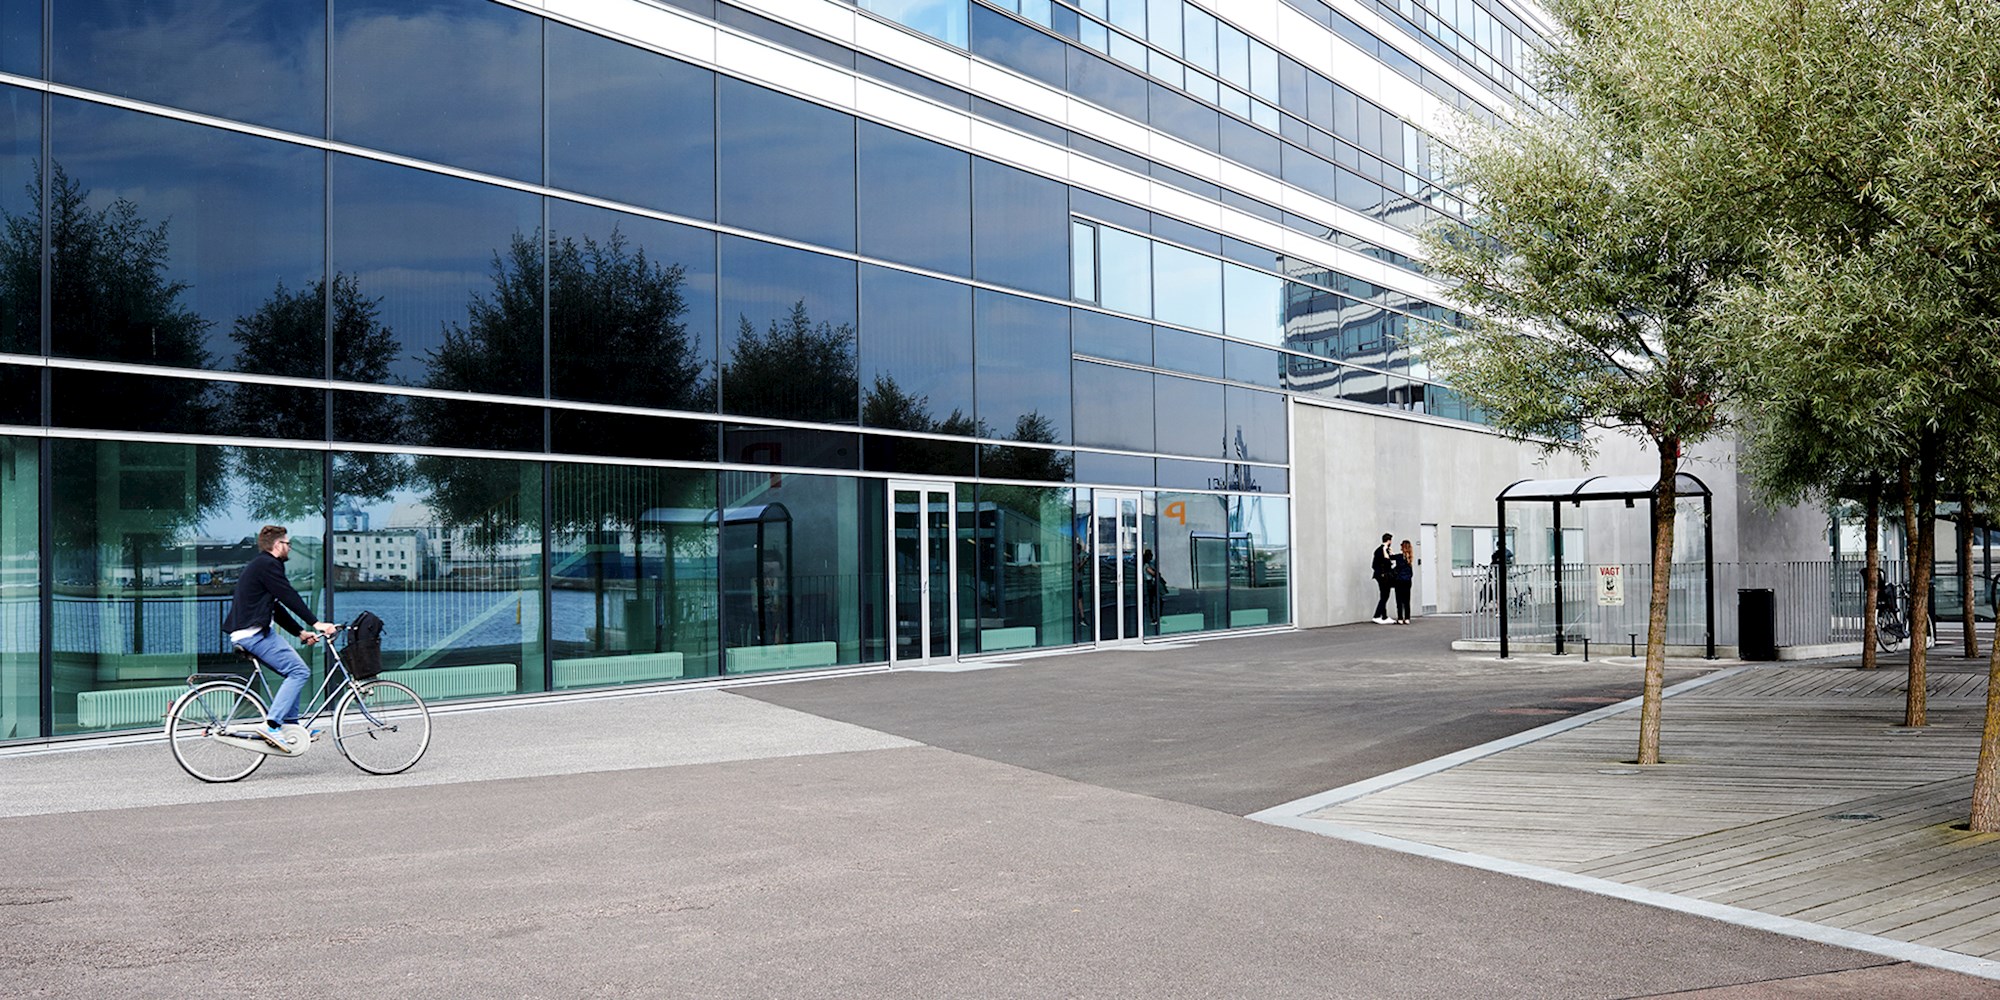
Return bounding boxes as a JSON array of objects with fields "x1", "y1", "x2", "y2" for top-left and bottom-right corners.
[{"x1": 220, "y1": 525, "x2": 338, "y2": 752}]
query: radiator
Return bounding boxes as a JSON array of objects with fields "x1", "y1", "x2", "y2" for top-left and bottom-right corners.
[
  {"x1": 375, "y1": 663, "x2": 517, "y2": 701},
  {"x1": 76, "y1": 685, "x2": 183, "y2": 730}
]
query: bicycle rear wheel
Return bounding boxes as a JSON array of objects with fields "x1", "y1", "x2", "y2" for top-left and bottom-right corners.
[
  {"x1": 167, "y1": 682, "x2": 269, "y2": 783},
  {"x1": 333, "y1": 679, "x2": 431, "y2": 775},
  {"x1": 1877, "y1": 616, "x2": 1907, "y2": 651}
]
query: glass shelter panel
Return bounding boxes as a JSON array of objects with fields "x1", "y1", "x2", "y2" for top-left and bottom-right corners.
[{"x1": 1, "y1": 435, "x2": 37, "y2": 739}]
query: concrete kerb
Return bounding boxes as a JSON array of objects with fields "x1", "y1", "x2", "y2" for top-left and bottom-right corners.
[{"x1": 1248, "y1": 661, "x2": 2000, "y2": 983}]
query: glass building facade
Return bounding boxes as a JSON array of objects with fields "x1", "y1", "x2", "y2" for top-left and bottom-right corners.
[{"x1": 0, "y1": 0, "x2": 1519, "y2": 742}]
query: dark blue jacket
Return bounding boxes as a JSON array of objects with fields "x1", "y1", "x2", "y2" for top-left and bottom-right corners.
[{"x1": 220, "y1": 551, "x2": 315, "y2": 635}]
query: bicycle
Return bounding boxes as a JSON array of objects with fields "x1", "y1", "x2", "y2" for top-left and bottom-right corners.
[
  {"x1": 1876, "y1": 582, "x2": 1909, "y2": 651},
  {"x1": 165, "y1": 620, "x2": 432, "y2": 783}
]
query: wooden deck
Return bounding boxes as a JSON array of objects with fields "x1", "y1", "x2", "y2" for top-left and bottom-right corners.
[{"x1": 1305, "y1": 659, "x2": 2000, "y2": 958}]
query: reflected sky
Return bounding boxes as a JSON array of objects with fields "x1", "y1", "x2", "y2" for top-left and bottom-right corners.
[
  {"x1": 49, "y1": 98, "x2": 322, "y2": 374},
  {"x1": 333, "y1": 0, "x2": 541, "y2": 182},
  {"x1": 53, "y1": 0, "x2": 325, "y2": 136}
]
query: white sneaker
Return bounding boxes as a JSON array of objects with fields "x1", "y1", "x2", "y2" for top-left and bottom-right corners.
[{"x1": 1373, "y1": 617, "x2": 1391, "y2": 624}]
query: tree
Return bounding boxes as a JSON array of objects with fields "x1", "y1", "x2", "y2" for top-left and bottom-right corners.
[
  {"x1": 1418, "y1": 46, "x2": 1743, "y2": 766},
  {"x1": 228, "y1": 274, "x2": 407, "y2": 521},
  {"x1": 722, "y1": 301, "x2": 857, "y2": 426}
]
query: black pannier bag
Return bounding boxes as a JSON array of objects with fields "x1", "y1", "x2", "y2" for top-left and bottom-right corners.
[{"x1": 343, "y1": 611, "x2": 385, "y2": 680}]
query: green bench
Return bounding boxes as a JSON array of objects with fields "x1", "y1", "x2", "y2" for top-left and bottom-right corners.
[{"x1": 979, "y1": 626, "x2": 1037, "y2": 652}]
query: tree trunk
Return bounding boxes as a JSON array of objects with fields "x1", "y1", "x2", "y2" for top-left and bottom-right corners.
[
  {"x1": 1963, "y1": 500, "x2": 1978, "y2": 659},
  {"x1": 1863, "y1": 485, "x2": 1880, "y2": 670},
  {"x1": 1907, "y1": 447, "x2": 1937, "y2": 728},
  {"x1": 1637, "y1": 439, "x2": 1679, "y2": 766},
  {"x1": 1969, "y1": 629, "x2": 2000, "y2": 831}
]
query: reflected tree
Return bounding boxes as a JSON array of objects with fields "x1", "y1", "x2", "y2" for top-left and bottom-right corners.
[
  {"x1": 551, "y1": 226, "x2": 710, "y2": 411},
  {"x1": 4, "y1": 166, "x2": 226, "y2": 549},
  {"x1": 980, "y1": 412, "x2": 1073, "y2": 482},
  {"x1": 722, "y1": 301, "x2": 857, "y2": 424},
  {"x1": 229, "y1": 274, "x2": 407, "y2": 520}
]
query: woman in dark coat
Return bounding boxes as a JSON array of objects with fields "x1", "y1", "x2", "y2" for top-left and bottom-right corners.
[{"x1": 1392, "y1": 540, "x2": 1416, "y2": 624}]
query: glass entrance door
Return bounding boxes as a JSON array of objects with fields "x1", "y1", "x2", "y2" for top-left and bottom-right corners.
[
  {"x1": 1093, "y1": 491, "x2": 1143, "y2": 645},
  {"x1": 890, "y1": 482, "x2": 956, "y2": 665}
]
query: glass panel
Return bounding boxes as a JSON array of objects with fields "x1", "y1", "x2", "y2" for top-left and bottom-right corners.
[
  {"x1": 549, "y1": 463, "x2": 718, "y2": 685},
  {"x1": 861, "y1": 267, "x2": 973, "y2": 435},
  {"x1": 1225, "y1": 341, "x2": 1285, "y2": 388},
  {"x1": 0, "y1": 0, "x2": 37, "y2": 76},
  {"x1": 49, "y1": 100, "x2": 325, "y2": 376},
  {"x1": 718, "y1": 78, "x2": 856, "y2": 251},
  {"x1": 332, "y1": 0, "x2": 542, "y2": 182},
  {"x1": 722, "y1": 425, "x2": 861, "y2": 470},
  {"x1": 1069, "y1": 47, "x2": 1148, "y2": 121},
  {"x1": 0, "y1": 362, "x2": 34, "y2": 425},
  {"x1": 971, "y1": 4, "x2": 1067, "y2": 89},
  {"x1": 1154, "y1": 326, "x2": 1224, "y2": 378},
  {"x1": 330, "y1": 155, "x2": 544, "y2": 395},
  {"x1": 53, "y1": 371, "x2": 321, "y2": 441},
  {"x1": 926, "y1": 488, "x2": 952, "y2": 659},
  {"x1": 0, "y1": 85, "x2": 39, "y2": 356},
  {"x1": 1229, "y1": 494, "x2": 1290, "y2": 626},
  {"x1": 549, "y1": 201, "x2": 717, "y2": 412},
  {"x1": 547, "y1": 24, "x2": 715, "y2": 220},
  {"x1": 1227, "y1": 385, "x2": 1288, "y2": 463},
  {"x1": 1154, "y1": 491, "x2": 1228, "y2": 633},
  {"x1": 1120, "y1": 494, "x2": 1139, "y2": 638},
  {"x1": 720, "y1": 472, "x2": 885, "y2": 670},
  {"x1": 1074, "y1": 450, "x2": 1152, "y2": 486},
  {"x1": 332, "y1": 389, "x2": 542, "y2": 452},
  {"x1": 53, "y1": 0, "x2": 325, "y2": 135},
  {"x1": 1072, "y1": 309, "x2": 1150, "y2": 365},
  {"x1": 1071, "y1": 221, "x2": 1097, "y2": 302},
  {"x1": 1149, "y1": 82, "x2": 1218, "y2": 153},
  {"x1": 1152, "y1": 242, "x2": 1222, "y2": 331},
  {"x1": 1249, "y1": 41, "x2": 1279, "y2": 103},
  {"x1": 1, "y1": 435, "x2": 37, "y2": 738},
  {"x1": 719, "y1": 236, "x2": 858, "y2": 424},
  {"x1": 1154, "y1": 373, "x2": 1225, "y2": 458},
  {"x1": 859, "y1": 122, "x2": 971, "y2": 276},
  {"x1": 893, "y1": 488, "x2": 920, "y2": 661},
  {"x1": 1094, "y1": 493, "x2": 1118, "y2": 641},
  {"x1": 965, "y1": 483, "x2": 1074, "y2": 652},
  {"x1": 1097, "y1": 226, "x2": 1152, "y2": 318},
  {"x1": 551, "y1": 411, "x2": 718, "y2": 463},
  {"x1": 859, "y1": 0, "x2": 969, "y2": 47},
  {"x1": 973, "y1": 158, "x2": 1071, "y2": 298},
  {"x1": 1147, "y1": 0, "x2": 1180, "y2": 54},
  {"x1": 51, "y1": 441, "x2": 323, "y2": 734},
  {"x1": 1072, "y1": 361, "x2": 1153, "y2": 452},
  {"x1": 975, "y1": 290, "x2": 1071, "y2": 445},
  {"x1": 1182, "y1": 5, "x2": 1216, "y2": 73},
  {"x1": 332, "y1": 452, "x2": 545, "y2": 698},
  {"x1": 1223, "y1": 263, "x2": 1284, "y2": 345}
]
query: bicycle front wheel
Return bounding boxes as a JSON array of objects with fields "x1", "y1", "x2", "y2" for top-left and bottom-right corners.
[
  {"x1": 167, "y1": 682, "x2": 269, "y2": 783},
  {"x1": 333, "y1": 679, "x2": 431, "y2": 775},
  {"x1": 1877, "y1": 618, "x2": 1906, "y2": 651}
]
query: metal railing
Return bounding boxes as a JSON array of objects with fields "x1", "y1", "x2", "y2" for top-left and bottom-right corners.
[{"x1": 1462, "y1": 559, "x2": 1909, "y2": 650}]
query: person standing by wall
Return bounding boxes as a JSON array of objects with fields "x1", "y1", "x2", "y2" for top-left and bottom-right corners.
[
  {"x1": 1392, "y1": 539, "x2": 1416, "y2": 624},
  {"x1": 1371, "y1": 532, "x2": 1395, "y2": 624}
]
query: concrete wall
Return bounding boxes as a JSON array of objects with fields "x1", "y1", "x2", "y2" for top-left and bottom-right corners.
[
  {"x1": 1287, "y1": 401, "x2": 1840, "y2": 628},
  {"x1": 1295, "y1": 400, "x2": 1646, "y2": 627}
]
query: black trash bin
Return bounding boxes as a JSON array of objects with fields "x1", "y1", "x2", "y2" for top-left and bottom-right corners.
[{"x1": 1739, "y1": 588, "x2": 1776, "y2": 660}]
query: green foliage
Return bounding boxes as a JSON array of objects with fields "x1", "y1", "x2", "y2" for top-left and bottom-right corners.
[{"x1": 722, "y1": 301, "x2": 858, "y2": 425}]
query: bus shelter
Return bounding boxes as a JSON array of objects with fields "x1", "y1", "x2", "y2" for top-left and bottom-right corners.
[{"x1": 1495, "y1": 473, "x2": 1714, "y2": 659}]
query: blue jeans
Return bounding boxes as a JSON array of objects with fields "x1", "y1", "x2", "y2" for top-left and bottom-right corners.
[{"x1": 236, "y1": 627, "x2": 311, "y2": 725}]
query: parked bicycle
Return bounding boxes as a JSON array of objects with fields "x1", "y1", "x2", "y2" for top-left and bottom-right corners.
[
  {"x1": 165, "y1": 618, "x2": 431, "y2": 783},
  {"x1": 1476, "y1": 564, "x2": 1535, "y2": 618},
  {"x1": 1877, "y1": 582, "x2": 1909, "y2": 651}
]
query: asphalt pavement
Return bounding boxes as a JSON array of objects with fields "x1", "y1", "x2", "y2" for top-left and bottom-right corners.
[{"x1": 3, "y1": 617, "x2": 1994, "y2": 998}]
